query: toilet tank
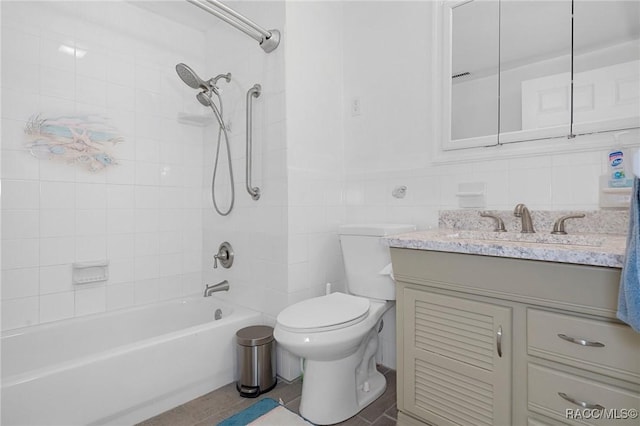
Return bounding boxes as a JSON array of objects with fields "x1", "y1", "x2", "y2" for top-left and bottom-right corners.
[{"x1": 339, "y1": 224, "x2": 416, "y2": 301}]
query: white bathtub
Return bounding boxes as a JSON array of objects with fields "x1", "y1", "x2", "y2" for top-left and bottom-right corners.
[{"x1": 1, "y1": 296, "x2": 262, "y2": 426}]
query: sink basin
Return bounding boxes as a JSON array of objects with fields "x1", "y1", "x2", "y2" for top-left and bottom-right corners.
[{"x1": 445, "y1": 230, "x2": 605, "y2": 247}]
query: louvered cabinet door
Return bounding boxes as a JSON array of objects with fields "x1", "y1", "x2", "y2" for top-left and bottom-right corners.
[{"x1": 402, "y1": 288, "x2": 512, "y2": 426}]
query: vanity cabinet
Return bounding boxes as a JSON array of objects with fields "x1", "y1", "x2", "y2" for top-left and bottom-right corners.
[
  {"x1": 402, "y1": 288, "x2": 511, "y2": 426},
  {"x1": 392, "y1": 248, "x2": 640, "y2": 426}
]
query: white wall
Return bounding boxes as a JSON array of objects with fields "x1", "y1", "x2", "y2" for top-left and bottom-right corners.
[
  {"x1": 197, "y1": 0, "x2": 348, "y2": 378},
  {"x1": 343, "y1": 1, "x2": 434, "y2": 225},
  {"x1": 343, "y1": 1, "x2": 639, "y2": 230},
  {"x1": 341, "y1": 1, "x2": 639, "y2": 368},
  {"x1": 3, "y1": 0, "x2": 638, "y2": 372},
  {"x1": 285, "y1": 1, "x2": 346, "y2": 307},
  {"x1": 342, "y1": 1, "x2": 434, "y2": 368},
  {"x1": 200, "y1": 1, "x2": 347, "y2": 323},
  {"x1": 200, "y1": 1, "x2": 289, "y2": 320},
  {"x1": 1, "y1": 1, "x2": 208, "y2": 330}
]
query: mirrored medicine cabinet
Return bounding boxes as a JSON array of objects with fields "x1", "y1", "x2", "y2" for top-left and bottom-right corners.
[{"x1": 442, "y1": 0, "x2": 640, "y2": 151}]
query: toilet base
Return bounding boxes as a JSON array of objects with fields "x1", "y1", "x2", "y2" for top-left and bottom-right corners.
[{"x1": 298, "y1": 328, "x2": 385, "y2": 425}]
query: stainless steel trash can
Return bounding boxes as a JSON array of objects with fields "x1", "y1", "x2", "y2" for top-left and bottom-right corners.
[{"x1": 236, "y1": 325, "x2": 277, "y2": 397}]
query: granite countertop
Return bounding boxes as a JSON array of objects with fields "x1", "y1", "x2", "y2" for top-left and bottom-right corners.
[{"x1": 385, "y1": 229, "x2": 627, "y2": 268}]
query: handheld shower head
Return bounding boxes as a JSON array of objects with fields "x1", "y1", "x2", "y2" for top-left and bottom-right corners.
[
  {"x1": 176, "y1": 63, "x2": 208, "y2": 90},
  {"x1": 197, "y1": 90, "x2": 225, "y2": 130},
  {"x1": 196, "y1": 91, "x2": 214, "y2": 107},
  {"x1": 178, "y1": 62, "x2": 234, "y2": 218}
]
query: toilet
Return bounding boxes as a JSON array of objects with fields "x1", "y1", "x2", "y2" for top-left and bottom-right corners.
[{"x1": 274, "y1": 224, "x2": 416, "y2": 425}]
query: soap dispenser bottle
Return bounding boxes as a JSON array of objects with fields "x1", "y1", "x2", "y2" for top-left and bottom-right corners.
[{"x1": 608, "y1": 131, "x2": 632, "y2": 188}]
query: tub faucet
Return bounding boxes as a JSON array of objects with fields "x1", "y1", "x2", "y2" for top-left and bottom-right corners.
[
  {"x1": 513, "y1": 203, "x2": 535, "y2": 233},
  {"x1": 204, "y1": 280, "x2": 230, "y2": 297}
]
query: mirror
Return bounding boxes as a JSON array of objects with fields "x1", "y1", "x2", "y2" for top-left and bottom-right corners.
[
  {"x1": 443, "y1": 0, "x2": 640, "y2": 151},
  {"x1": 450, "y1": 0, "x2": 499, "y2": 146},
  {"x1": 573, "y1": 0, "x2": 640, "y2": 134},
  {"x1": 499, "y1": 0, "x2": 572, "y2": 143}
]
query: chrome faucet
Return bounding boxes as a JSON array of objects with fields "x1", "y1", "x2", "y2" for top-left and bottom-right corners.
[
  {"x1": 513, "y1": 203, "x2": 535, "y2": 233},
  {"x1": 480, "y1": 212, "x2": 507, "y2": 232},
  {"x1": 551, "y1": 213, "x2": 585, "y2": 235},
  {"x1": 204, "y1": 280, "x2": 230, "y2": 297}
]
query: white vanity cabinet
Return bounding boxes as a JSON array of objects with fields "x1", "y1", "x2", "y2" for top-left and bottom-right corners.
[{"x1": 391, "y1": 248, "x2": 640, "y2": 426}]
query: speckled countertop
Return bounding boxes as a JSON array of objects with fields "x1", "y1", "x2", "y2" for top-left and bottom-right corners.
[{"x1": 385, "y1": 210, "x2": 629, "y2": 268}]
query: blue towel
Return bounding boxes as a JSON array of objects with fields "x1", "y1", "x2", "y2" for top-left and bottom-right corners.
[
  {"x1": 218, "y1": 398, "x2": 279, "y2": 426},
  {"x1": 618, "y1": 177, "x2": 640, "y2": 332}
]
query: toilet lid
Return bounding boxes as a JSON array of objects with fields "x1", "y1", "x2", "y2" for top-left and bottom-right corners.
[{"x1": 277, "y1": 293, "x2": 370, "y2": 331}]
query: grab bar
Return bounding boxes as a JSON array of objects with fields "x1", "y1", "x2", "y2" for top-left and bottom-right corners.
[{"x1": 246, "y1": 84, "x2": 261, "y2": 201}]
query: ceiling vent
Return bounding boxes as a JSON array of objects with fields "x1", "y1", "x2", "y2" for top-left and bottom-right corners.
[{"x1": 452, "y1": 72, "x2": 471, "y2": 79}]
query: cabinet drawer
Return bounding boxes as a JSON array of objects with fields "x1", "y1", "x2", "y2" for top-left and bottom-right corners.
[
  {"x1": 528, "y1": 364, "x2": 640, "y2": 425},
  {"x1": 527, "y1": 309, "x2": 640, "y2": 381}
]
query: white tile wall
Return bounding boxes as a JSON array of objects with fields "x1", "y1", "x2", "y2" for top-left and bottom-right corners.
[
  {"x1": 339, "y1": 1, "x2": 640, "y2": 368},
  {"x1": 283, "y1": 1, "x2": 347, "y2": 309},
  {"x1": 4, "y1": 0, "x2": 637, "y2": 374},
  {"x1": 200, "y1": 0, "x2": 290, "y2": 321},
  {"x1": 342, "y1": 2, "x2": 640, "y2": 229},
  {"x1": 1, "y1": 1, "x2": 208, "y2": 330}
]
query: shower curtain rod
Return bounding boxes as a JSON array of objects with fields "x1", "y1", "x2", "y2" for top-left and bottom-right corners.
[{"x1": 186, "y1": 0, "x2": 281, "y2": 53}]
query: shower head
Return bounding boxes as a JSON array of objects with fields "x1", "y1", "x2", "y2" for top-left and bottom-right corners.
[
  {"x1": 176, "y1": 63, "x2": 209, "y2": 90},
  {"x1": 197, "y1": 90, "x2": 225, "y2": 130},
  {"x1": 212, "y1": 73, "x2": 232, "y2": 85},
  {"x1": 196, "y1": 91, "x2": 214, "y2": 107}
]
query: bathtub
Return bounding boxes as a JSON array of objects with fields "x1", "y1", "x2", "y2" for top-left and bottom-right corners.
[{"x1": 1, "y1": 296, "x2": 262, "y2": 426}]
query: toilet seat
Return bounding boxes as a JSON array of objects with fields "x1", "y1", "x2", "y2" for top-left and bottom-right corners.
[{"x1": 277, "y1": 293, "x2": 370, "y2": 332}]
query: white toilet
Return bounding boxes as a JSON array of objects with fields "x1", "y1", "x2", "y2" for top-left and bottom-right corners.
[{"x1": 274, "y1": 224, "x2": 416, "y2": 425}]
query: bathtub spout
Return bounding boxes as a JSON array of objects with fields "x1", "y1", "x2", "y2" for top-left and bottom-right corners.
[{"x1": 204, "y1": 280, "x2": 230, "y2": 297}]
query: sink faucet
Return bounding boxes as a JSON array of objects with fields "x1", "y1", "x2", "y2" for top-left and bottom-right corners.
[
  {"x1": 513, "y1": 203, "x2": 535, "y2": 233},
  {"x1": 551, "y1": 213, "x2": 585, "y2": 235},
  {"x1": 204, "y1": 280, "x2": 230, "y2": 297},
  {"x1": 480, "y1": 212, "x2": 507, "y2": 232}
]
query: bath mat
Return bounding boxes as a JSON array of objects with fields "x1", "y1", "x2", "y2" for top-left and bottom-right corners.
[{"x1": 218, "y1": 398, "x2": 313, "y2": 426}]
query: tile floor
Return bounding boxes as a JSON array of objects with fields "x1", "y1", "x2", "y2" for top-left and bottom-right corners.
[{"x1": 138, "y1": 367, "x2": 397, "y2": 426}]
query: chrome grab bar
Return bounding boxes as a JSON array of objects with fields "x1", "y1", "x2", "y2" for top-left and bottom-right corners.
[{"x1": 246, "y1": 84, "x2": 261, "y2": 201}]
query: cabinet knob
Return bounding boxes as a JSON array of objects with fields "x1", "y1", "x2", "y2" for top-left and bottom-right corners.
[{"x1": 496, "y1": 325, "x2": 503, "y2": 357}]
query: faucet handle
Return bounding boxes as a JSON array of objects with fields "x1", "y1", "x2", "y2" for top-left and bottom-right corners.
[
  {"x1": 213, "y1": 242, "x2": 234, "y2": 269},
  {"x1": 213, "y1": 252, "x2": 227, "y2": 269},
  {"x1": 551, "y1": 214, "x2": 586, "y2": 235},
  {"x1": 480, "y1": 212, "x2": 507, "y2": 232}
]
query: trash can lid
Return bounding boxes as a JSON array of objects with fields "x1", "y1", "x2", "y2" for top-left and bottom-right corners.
[{"x1": 236, "y1": 325, "x2": 274, "y2": 346}]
